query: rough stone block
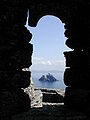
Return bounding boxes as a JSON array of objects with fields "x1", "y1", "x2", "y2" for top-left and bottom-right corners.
[
  {"x1": 0, "y1": 71, "x2": 31, "y2": 89},
  {"x1": 0, "y1": 44, "x2": 33, "y2": 70},
  {"x1": 64, "y1": 87, "x2": 90, "y2": 111},
  {"x1": 0, "y1": 26, "x2": 32, "y2": 46},
  {"x1": 65, "y1": 27, "x2": 87, "y2": 39},
  {"x1": 64, "y1": 51, "x2": 89, "y2": 68},
  {"x1": 0, "y1": 4, "x2": 28, "y2": 26},
  {"x1": 0, "y1": 89, "x2": 30, "y2": 117},
  {"x1": 64, "y1": 68, "x2": 90, "y2": 89},
  {"x1": 65, "y1": 34, "x2": 88, "y2": 49}
]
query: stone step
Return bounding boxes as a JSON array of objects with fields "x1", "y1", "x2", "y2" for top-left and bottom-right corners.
[{"x1": 43, "y1": 92, "x2": 64, "y2": 103}]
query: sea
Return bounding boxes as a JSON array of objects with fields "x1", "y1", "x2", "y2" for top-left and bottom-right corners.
[{"x1": 31, "y1": 70, "x2": 66, "y2": 91}]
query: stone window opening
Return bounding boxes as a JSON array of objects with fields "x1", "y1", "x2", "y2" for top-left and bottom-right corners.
[{"x1": 24, "y1": 10, "x2": 71, "y2": 108}]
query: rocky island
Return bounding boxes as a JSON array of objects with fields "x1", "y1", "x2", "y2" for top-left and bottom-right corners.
[{"x1": 39, "y1": 73, "x2": 58, "y2": 82}]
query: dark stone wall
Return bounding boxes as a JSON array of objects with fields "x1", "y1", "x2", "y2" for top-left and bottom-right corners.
[
  {"x1": 0, "y1": 0, "x2": 89, "y2": 119},
  {"x1": 0, "y1": 0, "x2": 33, "y2": 119}
]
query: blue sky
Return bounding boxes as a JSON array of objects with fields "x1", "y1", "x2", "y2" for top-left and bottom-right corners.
[{"x1": 25, "y1": 14, "x2": 71, "y2": 71}]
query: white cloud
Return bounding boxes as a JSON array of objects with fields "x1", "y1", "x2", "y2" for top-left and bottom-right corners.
[
  {"x1": 41, "y1": 61, "x2": 46, "y2": 65},
  {"x1": 32, "y1": 57, "x2": 65, "y2": 66},
  {"x1": 32, "y1": 57, "x2": 44, "y2": 65},
  {"x1": 33, "y1": 57, "x2": 52, "y2": 66},
  {"x1": 47, "y1": 60, "x2": 52, "y2": 65},
  {"x1": 33, "y1": 57, "x2": 44, "y2": 61},
  {"x1": 31, "y1": 57, "x2": 65, "y2": 71}
]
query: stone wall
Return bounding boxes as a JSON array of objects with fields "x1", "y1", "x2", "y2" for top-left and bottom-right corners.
[
  {"x1": 0, "y1": 0, "x2": 33, "y2": 119},
  {"x1": 63, "y1": 1, "x2": 89, "y2": 113},
  {"x1": 0, "y1": 0, "x2": 89, "y2": 119}
]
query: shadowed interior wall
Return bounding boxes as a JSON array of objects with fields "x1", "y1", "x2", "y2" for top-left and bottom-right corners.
[{"x1": 0, "y1": 0, "x2": 33, "y2": 119}]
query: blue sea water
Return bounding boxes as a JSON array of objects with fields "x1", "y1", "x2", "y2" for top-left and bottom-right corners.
[{"x1": 31, "y1": 71, "x2": 66, "y2": 90}]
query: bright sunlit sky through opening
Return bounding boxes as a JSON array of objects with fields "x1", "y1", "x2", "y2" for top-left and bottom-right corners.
[{"x1": 25, "y1": 11, "x2": 71, "y2": 72}]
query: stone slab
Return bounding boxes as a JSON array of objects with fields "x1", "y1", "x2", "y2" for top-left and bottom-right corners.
[
  {"x1": 0, "y1": 71, "x2": 31, "y2": 89},
  {"x1": 64, "y1": 51, "x2": 89, "y2": 68},
  {"x1": 0, "y1": 44, "x2": 33, "y2": 70},
  {"x1": 64, "y1": 68, "x2": 90, "y2": 89},
  {"x1": 64, "y1": 87, "x2": 90, "y2": 112},
  {"x1": 0, "y1": 89, "x2": 30, "y2": 118}
]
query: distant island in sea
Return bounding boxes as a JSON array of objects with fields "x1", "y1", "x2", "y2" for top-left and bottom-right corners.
[{"x1": 39, "y1": 73, "x2": 58, "y2": 82}]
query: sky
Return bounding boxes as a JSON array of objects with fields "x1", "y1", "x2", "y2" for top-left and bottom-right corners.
[{"x1": 25, "y1": 12, "x2": 71, "y2": 71}]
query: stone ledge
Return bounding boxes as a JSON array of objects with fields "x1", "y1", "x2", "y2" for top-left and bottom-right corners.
[{"x1": 12, "y1": 104, "x2": 88, "y2": 120}]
